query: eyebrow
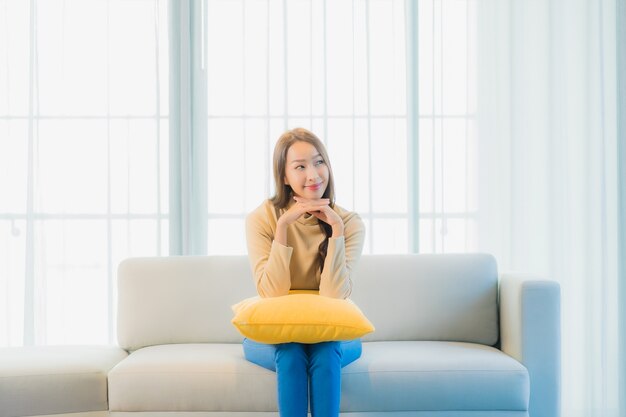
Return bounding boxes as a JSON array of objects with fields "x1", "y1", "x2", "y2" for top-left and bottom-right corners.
[{"x1": 289, "y1": 154, "x2": 322, "y2": 164}]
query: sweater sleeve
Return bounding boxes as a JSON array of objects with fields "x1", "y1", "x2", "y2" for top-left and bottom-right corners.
[
  {"x1": 318, "y1": 212, "x2": 366, "y2": 299},
  {"x1": 245, "y1": 205, "x2": 292, "y2": 297}
]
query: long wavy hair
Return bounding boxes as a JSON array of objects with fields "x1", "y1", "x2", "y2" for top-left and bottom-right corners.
[{"x1": 270, "y1": 128, "x2": 336, "y2": 272}]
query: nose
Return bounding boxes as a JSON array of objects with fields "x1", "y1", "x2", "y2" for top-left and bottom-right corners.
[{"x1": 306, "y1": 166, "x2": 319, "y2": 182}]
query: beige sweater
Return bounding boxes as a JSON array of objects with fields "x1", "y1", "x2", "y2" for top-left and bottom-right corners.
[{"x1": 245, "y1": 199, "x2": 366, "y2": 299}]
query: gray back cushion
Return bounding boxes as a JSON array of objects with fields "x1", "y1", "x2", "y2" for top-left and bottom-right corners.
[
  {"x1": 350, "y1": 254, "x2": 498, "y2": 345},
  {"x1": 117, "y1": 254, "x2": 498, "y2": 351}
]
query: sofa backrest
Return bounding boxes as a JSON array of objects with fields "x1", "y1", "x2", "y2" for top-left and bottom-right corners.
[
  {"x1": 116, "y1": 253, "x2": 499, "y2": 351},
  {"x1": 350, "y1": 254, "x2": 498, "y2": 345}
]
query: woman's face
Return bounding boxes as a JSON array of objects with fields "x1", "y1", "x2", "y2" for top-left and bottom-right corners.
[{"x1": 284, "y1": 140, "x2": 329, "y2": 199}]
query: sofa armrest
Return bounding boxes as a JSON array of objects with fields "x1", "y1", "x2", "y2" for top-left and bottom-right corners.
[{"x1": 499, "y1": 273, "x2": 561, "y2": 417}]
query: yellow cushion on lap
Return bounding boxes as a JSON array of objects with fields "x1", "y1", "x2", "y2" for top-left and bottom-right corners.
[{"x1": 231, "y1": 290, "x2": 375, "y2": 344}]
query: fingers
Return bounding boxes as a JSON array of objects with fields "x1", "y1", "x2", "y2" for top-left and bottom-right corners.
[
  {"x1": 309, "y1": 205, "x2": 342, "y2": 225},
  {"x1": 293, "y1": 196, "x2": 329, "y2": 205},
  {"x1": 292, "y1": 196, "x2": 329, "y2": 212},
  {"x1": 280, "y1": 196, "x2": 338, "y2": 227}
]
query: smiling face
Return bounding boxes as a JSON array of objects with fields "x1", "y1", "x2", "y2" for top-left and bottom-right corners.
[{"x1": 284, "y1": 140, "x2": 329, "y2": 199}]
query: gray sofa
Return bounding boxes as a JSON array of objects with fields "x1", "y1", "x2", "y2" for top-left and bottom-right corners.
[{"x1": 0, "y1": 254, "x2": 560, "y2": 417}]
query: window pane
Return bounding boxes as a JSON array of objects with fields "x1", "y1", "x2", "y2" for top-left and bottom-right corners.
[
  {"x1": 0, "y1": 1, "x2": 30, "y2": 116},
  {"x1": 327, "y1": 118, "x2": 355, "y2": 208},
  {"x1": 441, "y1": 0, "x2": 468, "y2": 115},
  {"x1": 108, "y1": 0, "x2": 161, "y2": 116},
  {"x1": 419, "y1": 120, "x2": 435, "y2": 213},
  {"x1": 207, "y1": 0, "x2": 244, "y2": 116},
  {"x1": 36, "y1": 120, "x2": 109, "y2": 214},
  {"x1": 111, "y1": 219, "x2": 161, "y2": 264},
  {"x1": 326, "y1": 1, "x2": 354, "y2": 116},
  {"x1": 418, "y1": 0, "x2": 434, "y2": 115},
  {"x1": 442, "y1": 118, "x2": 468, "y2": 213},
  {"x1": 109, "y1": 119, "x2": 162, "y2": 214},
  {"x1": 244, "y1": 118, "x2": 271, "y2": 212},
  {"x1": 36, "y1": 219, "x2": 108, "y2": 345},
  {"x1": 0, "y1": 121, "x2": 28, "y2": 213},
  {"x1": 207, "y1": 119, "x2": 245, "y2": 214},
  {"x1": 369, "y1": 0, "x2": 405, "y2": 116},
  {"x1": 0, "y1": 219, "x2": 26, "y2": 346},
  {"x1": 36, "y1": 0, "x2": 108, "y2": 116},
  {"x1": 371, "y1": 118, "x2": 407, "y2": 213},
  {"x1": 208, "y1": 218, "x2": 246, "y2": 255},
  {"x1": 372, "y1": 218, "x2": 407, "y2": 253}
]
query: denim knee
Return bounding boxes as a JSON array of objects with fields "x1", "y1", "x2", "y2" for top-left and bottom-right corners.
[
  {"x1": 275, "y1": 342, "x2": 308, "y2": 369},
  {"x1": 308, "y1": 341, "x2": 342, "y2": 371}
]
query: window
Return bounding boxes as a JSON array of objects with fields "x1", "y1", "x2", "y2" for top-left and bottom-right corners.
[
  {"x1": 418, "y1": 0, "x2": 478, "y2": 253},
  {"x1": 0, "y1": 0, "x2": 169, "y2": 345},
  {"x1": 204, "y1": 0, "x2": 409, "y2": 255}
]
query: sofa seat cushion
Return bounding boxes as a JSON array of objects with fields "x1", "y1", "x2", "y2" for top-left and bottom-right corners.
[
  {"x1": 108, "y1": 343, "x2": 277, "y2": 412},
  {"x1": 342, "y1": 341, "x2": 529, "y2": 412},
  {"x1": 0, "y1": 345, "x2": 128, "y2": 417},
  {"x1": 109, "y1": 342, "x2": 528, "y2": 413}
]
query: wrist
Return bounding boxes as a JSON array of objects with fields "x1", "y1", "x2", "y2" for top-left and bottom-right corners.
[{"x1": 331, "y1": 223, "x2": 344, "y2": 238}]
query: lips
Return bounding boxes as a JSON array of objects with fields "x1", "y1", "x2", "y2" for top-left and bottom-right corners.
[{"x1": 306, "y1": 183, "x2": 323, "y2": 191}]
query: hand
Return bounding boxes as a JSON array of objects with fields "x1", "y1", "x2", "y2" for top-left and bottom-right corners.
[
  {"x1": 275, "y1": 197, "x2": 344, "y2": 246},
  {"x1": 278, "y1": 196, "x2": 332, "y2": 228},
  {"x1": 293, "y1": 196, "x2": 343, "y2": 228}
]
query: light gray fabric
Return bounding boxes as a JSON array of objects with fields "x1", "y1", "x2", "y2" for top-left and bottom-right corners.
[
  {"x1": 499, "y1": 273, "x2": 561, "y2": 417},
  {"x1": 0, "y1": 346, "x2": 127, "y2": 417},
  {"x1": 342, "y1": 341, "x2": 528, "y2": 412},
  {"x1": 351, "y1": 254, "x2": 499, "y2": 345},
  {"x1": 107, "y1": 341, "x2": 527, "y2": 413},
  {"x1": 108, "y1": 344, "x2": 276, "y2": 412},
  {"x1": 117, "y1": 256, "x2": 256, "y2": 351},
  {"x1": 117, "y1": 254, "x2": 499, "y2": 350}
]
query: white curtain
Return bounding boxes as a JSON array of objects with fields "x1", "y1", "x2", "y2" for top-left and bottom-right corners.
[
  {"x1": 474, "y1": 0, "x2": 621, "y2": 416},
  {"x1": 0, "y1": 0, "x2": 169, "y2": 346}
]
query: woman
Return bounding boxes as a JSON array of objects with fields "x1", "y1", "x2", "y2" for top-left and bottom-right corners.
[{"x1": 244, "y1": 128, "x2": 366, "y2": 417}]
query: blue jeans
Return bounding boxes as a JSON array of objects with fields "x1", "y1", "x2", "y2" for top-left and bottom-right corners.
[{"x1": 243, "y1": 339, "x2": 362, "y2": 417}]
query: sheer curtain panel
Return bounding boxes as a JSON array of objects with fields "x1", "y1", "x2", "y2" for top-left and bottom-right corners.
[
  {"x1": 0, "y1": 0, "x2": 169, "y2": 346},
  {"x1": 475, "y1": 1, "x2": 621, "y2": 416}
]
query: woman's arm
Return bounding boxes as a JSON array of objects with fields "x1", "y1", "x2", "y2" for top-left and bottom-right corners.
[
  {"x1": 318, "y1": 211, "x2": 366, "y2": 299},
  {"x1": 245, "y1": 205, "x2": 292, "y2": 297}
]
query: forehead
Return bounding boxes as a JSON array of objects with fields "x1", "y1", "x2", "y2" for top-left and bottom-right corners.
[{"x1": 286, "y1": 141, "x2": 320, "y2": 161}]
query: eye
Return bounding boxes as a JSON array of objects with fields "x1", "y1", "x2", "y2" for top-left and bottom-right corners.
[
  {"x1": 295, "y1": 165, "x2": 305, "y2": 170},
  {"x1": 315, "y1": 159, "x2": 325, "y2": 166}
]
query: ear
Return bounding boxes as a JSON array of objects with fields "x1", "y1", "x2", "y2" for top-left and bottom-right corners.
[{"x1": 284, "y1": 176, "x2": 289, "y2": 185}]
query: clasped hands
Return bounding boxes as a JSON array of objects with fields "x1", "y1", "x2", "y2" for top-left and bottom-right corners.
[{"x1": 277, "y1": 196, "x2": 344, "y2": 239}]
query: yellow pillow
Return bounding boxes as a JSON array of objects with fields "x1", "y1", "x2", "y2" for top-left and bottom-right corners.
[{"x1": 231, "y1": 291, "x2": 375, "y2": 344}]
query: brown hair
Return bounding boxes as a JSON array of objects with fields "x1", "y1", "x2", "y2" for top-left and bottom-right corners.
[{"x1": 270, "y1": 128, "x2": 336, "y2": 272}]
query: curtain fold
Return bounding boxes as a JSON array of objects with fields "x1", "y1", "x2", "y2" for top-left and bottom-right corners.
[
  {"x1": 617, "y1": 1, "x2": 626, "y2": 415},
  {"x1": 168, "y1": 0, "x2": 207, "y2": 256},
  {"x1": 475, "y1": 0, "x2": 621, "y2": 416}
]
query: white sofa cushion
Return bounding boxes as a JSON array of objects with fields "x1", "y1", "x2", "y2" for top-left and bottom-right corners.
[
  {"x1": 342, "y1": 341, "x2": 529, "y2": 412},
  {"x1": 0, "y1": 346, "x2": 128, "y2": 417},
  {"x1": 108, "y1": 344, "x2": 276, "y2": 412},
  {"x1": 108, "y1": 341, "x2": 527, "y2": 413}
]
